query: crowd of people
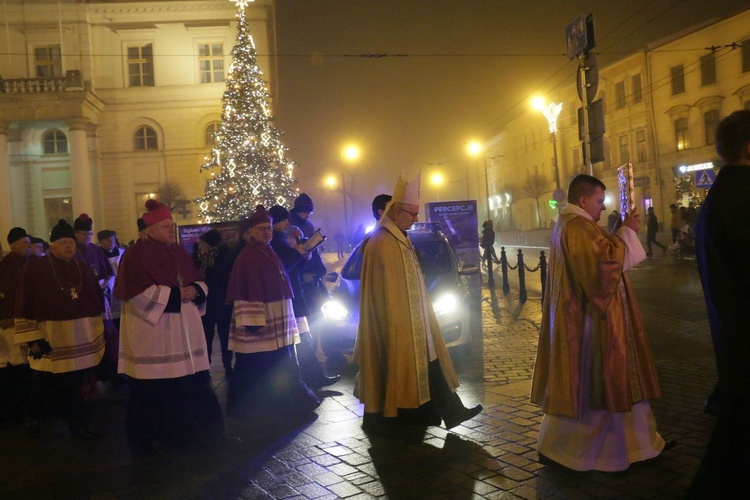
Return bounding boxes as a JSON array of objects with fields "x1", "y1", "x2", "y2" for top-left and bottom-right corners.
[
  {"x1": 1, "y1": 112, "x2": 746, "y2": 487},
  {"x1": 0, "y1": 179, "x2": 485, "y2": 455}
]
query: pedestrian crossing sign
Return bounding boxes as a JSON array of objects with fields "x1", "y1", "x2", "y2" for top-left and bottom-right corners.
[{"x1": 695, "y1": 169, "x2": 715, "y2": 188}]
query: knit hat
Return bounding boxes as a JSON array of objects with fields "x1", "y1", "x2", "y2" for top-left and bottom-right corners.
[
  {"x1": 199, "y1": 228, "x2": 222, "y2": 247},
  {"x1": 136, "y1": 218, "x2": 147, "y2": 232},
  {"x1": 7, "y1": 227, "x2": 28, "y2": 245},
  {"x1": 245, "y1": 205, "x2": 272, "y2": 228},
  {"x1": 73, "y1": 213, "x2": 93, "y2": 232},
  {"x1": 268, "y1": 205, "x2": 289, "y2": 223},
  {"x1": 142, "y1": 199, "x2": 172, "y2": 227},
  {"x1": 293, "y1": 193, "x2": 314, "y2": 213},
  {"x1": 50, "y1": 219, "x2": 76, "y2": 242},
  {"x1": 97, "y1": 229, "x2": 116, "y2": 241}
]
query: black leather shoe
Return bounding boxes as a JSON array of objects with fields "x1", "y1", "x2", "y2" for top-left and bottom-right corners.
[
  {"x1": 444, "y1": 404, "x2": 483, "y2": 430},
  {"x1": 70, "y1": 425, "x2": 101, "y2": 441},
  {"x1": 663, "y1": 439, "x2": 677, "y2": 451},
  {"x1": 319, "y1": 375, "x2": 341, "y2": 387}
]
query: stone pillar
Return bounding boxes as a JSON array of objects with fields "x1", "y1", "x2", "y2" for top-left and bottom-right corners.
[
  {"x1": 67, "y1": 117, "x2": 95, "y2": 218},
  {"x1": 0, "y1": 121, "x2": 12, "y2": 237}
]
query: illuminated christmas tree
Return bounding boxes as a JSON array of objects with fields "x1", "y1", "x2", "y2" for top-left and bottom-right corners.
[{"x1": 197, "y1": 0, "x2": 297, "y2": 223}]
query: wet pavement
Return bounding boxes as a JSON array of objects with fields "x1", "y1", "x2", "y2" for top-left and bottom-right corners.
[{"x1": 0, "y1": 250, "x2": 717, "y2": 499}]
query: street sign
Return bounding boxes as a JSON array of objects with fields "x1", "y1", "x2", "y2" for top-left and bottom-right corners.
[
  {"x1": 576, "y1": 52, "x2": 599, "y2": 104},
  {"x1": 566, "y1": 13, "x2": 595, "y2": 59},
  {"x1": 695, "y1": 169, "x2": 716, "y2": 188}
]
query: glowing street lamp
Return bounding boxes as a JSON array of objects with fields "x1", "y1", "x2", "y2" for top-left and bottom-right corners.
[
  {"x1": 430, "y1": 171, "x2": 445, "y2": 201},
  {"x1": 531, "y1": 97, "x2": 563, "y2": 191}
]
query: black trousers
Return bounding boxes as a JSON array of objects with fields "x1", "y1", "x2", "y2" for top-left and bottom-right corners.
[
  {"x1": 202, "y1": 305, "x2": 233, "y2": 369},
  {"x1": 368, "y1": 360, "x2": 466, "y2": 428},
  {"x1": 126, "y1": 371, "x2": 224, "y2": 451},
  {"x1": 227, "y1": 346, "x2": 319, "y2": 418},
  {"x1": 0, "y1": 363, "x2": 31, "y2": 424},
  {"x1": 27, "y1": 368, "x2": 93, "y2": 428},
  {"x1": 296, "y1": 331, "x2": 326, "y2": 389}
]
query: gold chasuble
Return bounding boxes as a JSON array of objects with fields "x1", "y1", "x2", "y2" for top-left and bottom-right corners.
[
  {"x1": 531, "y1": 205, "x2": 661, "y2": 419},
  {"x1": 354, "y1": 216, "x2": 459, "y2": 418}
]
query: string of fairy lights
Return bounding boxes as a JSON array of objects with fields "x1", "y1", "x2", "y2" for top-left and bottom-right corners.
[{"x1": 196, "y1": 0, "x2": 297, "y2": 223}]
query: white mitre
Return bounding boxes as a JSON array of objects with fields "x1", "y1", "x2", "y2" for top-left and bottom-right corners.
[
  {"x1": 378, "y1": 172, "x2": 421, "y2": 227},
  {"x1": 392, "y1": 171, "x2": 421, "y2": 206}
]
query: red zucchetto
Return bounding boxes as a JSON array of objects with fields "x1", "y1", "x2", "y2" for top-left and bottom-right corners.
[{"x1": 141, "y1": 199, "x2": 172, "y2": 227}]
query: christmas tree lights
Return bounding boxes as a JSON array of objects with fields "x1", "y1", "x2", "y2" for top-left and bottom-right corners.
[{"x1": 196, "y1": 0, "x2": 297, "y2": 223}]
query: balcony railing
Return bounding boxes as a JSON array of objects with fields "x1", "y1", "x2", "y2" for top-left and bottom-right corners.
[{"x1": 0, "y1": 71, "x2": 84, "y2": 94}]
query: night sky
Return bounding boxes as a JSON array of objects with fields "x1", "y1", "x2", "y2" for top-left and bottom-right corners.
[{"x1": 272, "y1": 0, "x2": 750, "y2": 226}]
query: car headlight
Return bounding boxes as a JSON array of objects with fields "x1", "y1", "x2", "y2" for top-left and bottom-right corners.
[
  {"x1": 432, "y1": 292, "x2": 458, "y2": 315},
  {"x1": 321, "y1": 300, "x2": 348, "y2": 321}
]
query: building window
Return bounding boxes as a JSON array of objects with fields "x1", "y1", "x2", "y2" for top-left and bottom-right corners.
[
  {"x1": 134, "y1": 126, "x2": 158, "y2": 150},
  {"x1": 204, "y1": 122, "x2": 220, "y2": 146},
  {"x1": 636, "y1": 129, "x2": 647, "y2": 162},
  {"x1": 198, "y1": 43, "x2": 225, "y2": 83},
  {"x1": 631, "y1": 74, "x2": 642, "y2": 104},
  {"x1": 671, "y1": 65, "x2": 685, "y2": 95},
  {"x1": 615, "y1": 81, "x2": 626, "y2": 109},
  {"x1": 34, "y1": 46, "x2": 62, "y2": 78},
  {"x1": 44, "y1": 198, "x2": 72, "y2": 235},
  {"x1": 674, "y1": 118, "x2": 689, "y2": 150},
  {"x1": 42, "y1": 129, "x2": 68, "y2": 155},
  {"x1": 127, "y1": 44, "x2": 154, "y2": 87},
  {"x1": 618, "y1": 134, "x2": 630, "y2": 163},
  {"x1": 701, "y1": 53, "x2": 717, "y2": 86},
  {"x1": 704, "y1": 109, "x2": 721, "y2": 146},
  {"x1": 742, "y1": 41, "x2": 750, "y2": 73}
]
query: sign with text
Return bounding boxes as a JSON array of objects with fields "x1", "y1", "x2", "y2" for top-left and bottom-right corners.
[
  {"x1": 425, "y1": 200, "x2": 478, "y2": 250},
  {"x1": 177, "y1": 221, "x2": 239, "y2": 255}
]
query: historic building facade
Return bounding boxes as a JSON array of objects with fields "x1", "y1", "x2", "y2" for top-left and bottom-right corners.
[
  {"x1": 0, "y1": 0, "x2": 275, "y2": 243},
  {"x1": 484, "y1": 7, "x2": 750, "y2": 231}
]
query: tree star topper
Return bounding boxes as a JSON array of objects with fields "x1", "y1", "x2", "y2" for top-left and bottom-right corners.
[{"x1": 231, "y1": 0, "x2": 254, "y2": 10}]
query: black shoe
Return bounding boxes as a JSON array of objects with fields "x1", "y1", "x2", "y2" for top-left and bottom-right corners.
[
  {"x1": 319, "y1": 375, "x2": 341, "y2": 387},
  {"x1": 69, "y1": 425, "x2": 101, "y2": 441},
  {"x1": 443, "y1": 404, "x2": 483, "y2": 430},
  {"x1": 25, "y1": 419, "x2": 41, "y2": 439}
]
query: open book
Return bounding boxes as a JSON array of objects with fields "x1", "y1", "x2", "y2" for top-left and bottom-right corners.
[{"x1": 301, "y1": 229, "x2": 326, "y2": 252}]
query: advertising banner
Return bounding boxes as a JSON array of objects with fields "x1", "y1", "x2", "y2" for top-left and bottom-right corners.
[
  {"x1": 425, "y1": 200, "x2": 479, "y2": 250},
  {"x1": 425, "y1": 200, "x2": 481, "y2": 297},
  {"x1": 176, "y1": 221, "x2": 239, "y2": 255}
]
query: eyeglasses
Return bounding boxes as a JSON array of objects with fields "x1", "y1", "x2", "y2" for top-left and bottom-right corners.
[{"x1": 399, "y1": 208, "x2": 419, "y2": 218}]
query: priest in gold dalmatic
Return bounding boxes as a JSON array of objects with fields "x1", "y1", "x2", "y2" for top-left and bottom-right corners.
[
  {"x1": 354, "y1": 172, "x2": 481, "y2": 433},
  {"x1": 531, "y1": 174, "x2": 670, "y2": 472}
]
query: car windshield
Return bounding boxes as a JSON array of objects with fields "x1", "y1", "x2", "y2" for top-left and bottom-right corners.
[
  {"x1": 412, "y1": 240, "x2": 453, "y2": 277},
  {"x1": 341, "y1": 238, "x2": 454, "y2": 282}
]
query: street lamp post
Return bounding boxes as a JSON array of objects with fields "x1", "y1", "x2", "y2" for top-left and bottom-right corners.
[
  {"x1": 532, "y1": 98, "x2": 563, "y2": 191},
  {"x1": 467, "y1": 141, "x2": 491, "y2": 223},
  {"x1": 468, "y1": 141, "x2": 495, "y2": 289},
  {"x1": 341, "y1": 144, "x2": 360, "y2": 241}
]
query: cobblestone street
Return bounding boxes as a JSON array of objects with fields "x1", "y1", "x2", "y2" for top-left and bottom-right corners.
[{"x1": 0, "y1": 251, "x2": 717, "y2": 499}]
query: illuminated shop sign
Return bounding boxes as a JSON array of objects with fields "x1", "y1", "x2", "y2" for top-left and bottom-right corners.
[{"x1": 677, "y1": 162, "x2": 714, "y2": 173}]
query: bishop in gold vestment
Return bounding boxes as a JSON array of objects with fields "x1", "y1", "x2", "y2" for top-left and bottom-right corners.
[
  {"x1": 354, "y1": 173, "x2": 481, "y2": 431},
  {"x1": 530, "y1": 174, "x2": 667, "y2": 471}
]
